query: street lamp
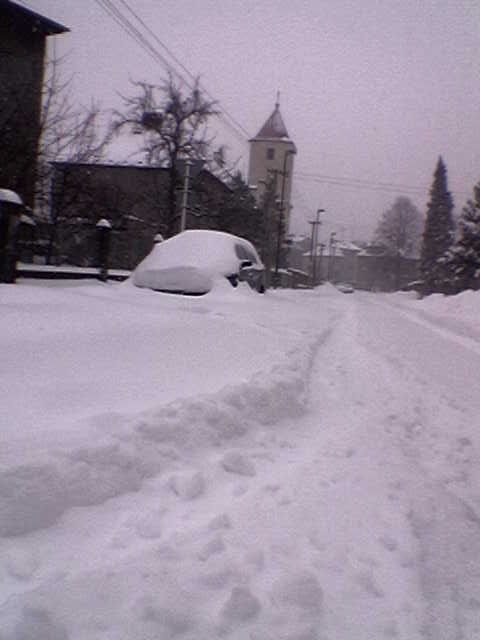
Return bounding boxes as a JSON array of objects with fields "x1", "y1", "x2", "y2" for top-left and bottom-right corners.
[
  {"x1": 273, "y1": 148, "x2": 296, "y2": 287},
  {"x1": 309, "y1": 208, "x2": 325, "y2": 285}
]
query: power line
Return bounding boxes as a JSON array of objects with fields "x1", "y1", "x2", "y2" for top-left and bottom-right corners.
[
  {"x1": 296, "y1": 171, "x2": 427, "y2": 196},
  {"x1": 295, "y1": 171, "x2": 471, "y2": 198},
  {"x1": 94, "y1": 0, "x2": 250, "y2": 145},
  {"x1": 115, "y1": 0, "x2": 251, "y2": 140},
  {"x1": 94, "y1": 0, "x2": 174, "y2": 75}
]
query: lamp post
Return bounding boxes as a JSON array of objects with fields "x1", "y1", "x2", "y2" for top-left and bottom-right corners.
[
  {"x1": 258, "y1": 172, "x2": 278, "y2": 288},
  {"x1": 309, "y1": 208, "x2": 325, "y2": 286},
  {"x1": 96, "y1": 218, "x2": 112, "y2": 282},
  {"x1": 273, "y1": 149, "x2": 296, "y2": 287}
]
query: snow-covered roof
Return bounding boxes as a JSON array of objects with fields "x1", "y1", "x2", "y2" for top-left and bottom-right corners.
[
  {"x1": 20, "y1": 213, "x2": 35, "y2": 225},
  {"x1": 251, "y1": 102, "x2": 292, "y2": 141},
  {"x1": 96, "y1": 218, "x2": 112, "y2": 229},
  {"x1": 287, "y1": 234, "x2": 309, "y2": 244},
  {"x1": 5, "y1": 0, "x2": 69, "y2": 35},
  {"x1": 337, "y1": 241, "x2": 363, "y2": 253},
  {"x1": 0, "y1": 189, "x2": 23, "y2": 205}
]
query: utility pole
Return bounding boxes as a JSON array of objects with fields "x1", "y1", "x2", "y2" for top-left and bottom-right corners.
[
  {"x1": 309, "y1": 208, "x2": 325, "y2": 286},
  {"x1": 273, "y1": 149, "x2": 296, "y2": 288},
  {"x1": 262, "y1": 169, "x2": 279, "y2": 288},
  {"x1": 180, "y1": 158, "x2": 192, "y2": 233}
]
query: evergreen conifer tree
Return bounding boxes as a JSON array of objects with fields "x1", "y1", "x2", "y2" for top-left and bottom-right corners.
[
  {"x1": 443, "y1": 180, "x2": 480, "y2": 293},
  {"x1": 420, "y1": 157, "x2": 455, "y2": 294}
]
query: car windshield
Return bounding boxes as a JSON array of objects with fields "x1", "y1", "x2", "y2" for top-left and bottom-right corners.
[{"x1": 234, "y1": 243, "x2": 260, "y2": 265}]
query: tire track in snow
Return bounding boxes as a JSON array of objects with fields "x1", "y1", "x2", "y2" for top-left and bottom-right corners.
[
  {"x1": 298, "y1": 305, "x2": 426, "y2": 638},
  {"x1": 348, "y1": 298, "x2": 480, "y2": 639}
]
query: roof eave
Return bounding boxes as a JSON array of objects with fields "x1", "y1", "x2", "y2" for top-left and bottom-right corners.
[
  {"x1": 5, "y1": 1, "x2": 69, "y2": 35},
  {"x1": 248, "y1": 136, "x2": 297, "y2": 150}
]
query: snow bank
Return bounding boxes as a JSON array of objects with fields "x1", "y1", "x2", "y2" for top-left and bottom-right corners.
[
  {"x1": 0, "y1": 331, "x2": 327, "y2": 537},
  {"x1": 386, "y1": 289, "x2": 480, "y2": 344},
  {"x1": 420, "y1": 289, "x2": 480, "y2": 329}
]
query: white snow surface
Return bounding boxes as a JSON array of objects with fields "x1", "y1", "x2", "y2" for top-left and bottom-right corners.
[{"x1": 1, "y1": 280, "x2": 480, "y2": 639}]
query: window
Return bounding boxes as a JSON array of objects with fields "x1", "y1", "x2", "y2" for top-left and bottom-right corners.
[
  {"x1": 235, "y1": 243, "x2": 259, "y2": 265},
  {"x1": 266, "y1": 147, "x2": 275, "y2": 160}
]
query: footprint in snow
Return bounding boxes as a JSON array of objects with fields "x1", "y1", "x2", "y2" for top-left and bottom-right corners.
[
  {"x1": 8, "y1": 607, "x2": 68, "y2": 640},
  {"x1": 244, "y1": 549, "x2": 265, "y2": 572},
  {"x1": 135, "y1": 509, "x2": 165, "y2": 539},
  {"x1": 378, "y1": 534, "x2": 398, "y2": 552},
  {"x1": 233, "y1": 483, "x2": 249, "y2": 497},
  {"x1": 221, "y1": 451, "x2": 256, "y2": 477},
  {"x1": 208, "y1": 513, "x2": 231, "y2": 530},
  {"x1": 264, "y1": 483, "x2": 281, "y2": 493},
  {"x1": 197, "y1": 534, "x2": 226, "y2": 561},
  {"x1": 220, "y1": 586, "x2": 262, "y2": 624},
  {"x1": 168, "y1": 471, "x2": 205, "y2": 500},
  {"x1": 141, "y1": 601, "x2": 193, "y2": 637},
  {"x1": 199, "y1": 566, "x2": 233, "y2": 590},
  {"x1": 5, "y1": 549, "x2": 39, "y2": 580},
  {"x1": 271, "y1": 571, "x2": 323, "y2": 612},
  {"x1": 355, "y1": 570, "x2": 385, "y2": 598}
]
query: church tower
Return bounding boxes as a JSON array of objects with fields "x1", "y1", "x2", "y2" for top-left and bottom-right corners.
[{"x1": 248, "y1": 97, "x2": 296, "y2": 232}]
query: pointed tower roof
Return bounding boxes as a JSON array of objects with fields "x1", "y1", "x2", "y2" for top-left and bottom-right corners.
[{"x1": 252, "y1": 96, "x2": 291, "y2": 140}]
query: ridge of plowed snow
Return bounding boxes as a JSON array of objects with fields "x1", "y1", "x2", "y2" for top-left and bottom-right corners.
[{"x1": 0, "y1": 329, "x2": 330, "y2": 537}]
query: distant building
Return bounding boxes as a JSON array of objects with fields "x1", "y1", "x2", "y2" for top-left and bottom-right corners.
[
  {"x1": 354, "y1": 245, "x2": 419, "y2": 291},
  {"x1": 0, "y1": 0, "x2": 68, "y2": 206},
  {"x1": 300, "y1": 241, "x2": 419, "y2": 291}
]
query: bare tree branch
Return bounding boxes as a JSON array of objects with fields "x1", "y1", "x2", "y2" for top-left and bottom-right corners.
[
  {"x1": 113, "y1": 74, "x2": 218, "y2": 235},
  {"x1": 374, "y1": 196, "x2": 424, "y2": 258}
]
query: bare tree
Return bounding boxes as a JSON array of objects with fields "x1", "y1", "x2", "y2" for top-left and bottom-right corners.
[
  {"x1": 113, "y1": 74, "x2": 218, "y2": 236},
  {"x1": 35, "y1": 54, "x2": 112, "y2": 262},
  {"x1": 374, "y1": 196, "x2": 423, "y2": 257}
]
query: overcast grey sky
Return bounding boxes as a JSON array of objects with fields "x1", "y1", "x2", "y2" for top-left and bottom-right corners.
[{"x1": 24, "y1": 0, "x2": 480, "y2": 240}]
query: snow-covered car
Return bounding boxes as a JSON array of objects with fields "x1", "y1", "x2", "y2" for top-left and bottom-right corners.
[
  {"x1": 132, "y1": 229, "x2": 265, "y2": 295},
  {"x1": 336, "y1": 282, "x2": 354, "y2": 293}
]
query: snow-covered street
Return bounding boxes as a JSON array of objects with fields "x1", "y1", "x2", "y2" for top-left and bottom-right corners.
[{"x1": 1, "y1": 281, "x2": 480, "y2": 639}]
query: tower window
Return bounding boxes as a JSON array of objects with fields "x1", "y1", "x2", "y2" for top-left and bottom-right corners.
[{"x1": 266, "y1": 147, "x2": 275, "y2": 160}]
